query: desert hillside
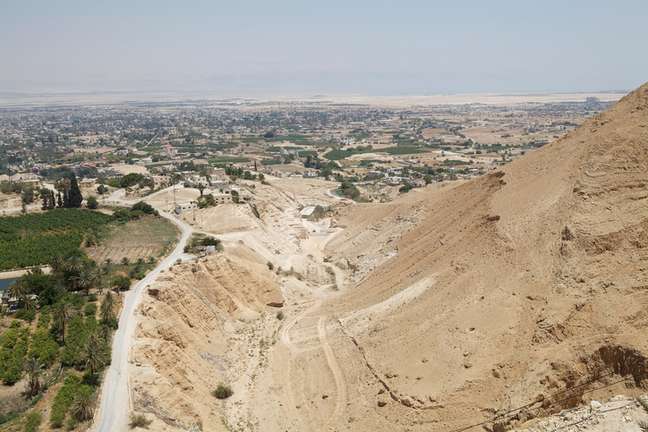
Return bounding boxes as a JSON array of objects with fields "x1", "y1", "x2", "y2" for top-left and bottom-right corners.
[
  {"x1": 323, "y1": 82, "x2": 648, "y2": 430},
  {"x1": 128, "y1": 83, "x2": 648, "y2": 432}
]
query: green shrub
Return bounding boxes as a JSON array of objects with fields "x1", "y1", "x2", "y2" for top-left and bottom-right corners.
[
  {"x1": 84, "y1": 303, "x2": 97, "y2": 317},
  {"x1": 111, "y1": 275, "x2": 131, "y2": 291},
  {"x1": 128, "y1": 265, "x2": 147, "y2": 280},
  {"x1": 50, "y1": 375, "x2": 81, "y2": 428},
  {"x1": 29, "y1": 328, "x2": 59, "y2": 367},
  {"x1": 24, "y1": 412, "x2": 42, "y2": 432},
  {"x1": 61, "y1": 316, "x2": 91, "y2": 367},
  {"x1": 0, "y1": 323, "x2": 30, "y2": 385},
  {"x1": 212, "y1": 383, "x2": 233, "y2": 399},
  {"x1": 86, "y1": 196, "x2": 98, "y2": 210},
  {"x1": 131, "y1": 201, "x2": 156, "y2": 215},
  {"x1": 15, "y1": 307, "x2": 37, "y2": 322}
]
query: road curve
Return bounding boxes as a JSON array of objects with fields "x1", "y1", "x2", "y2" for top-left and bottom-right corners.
[{"x1": 92, "y1": 210, "x2": 193, "y2": 432}]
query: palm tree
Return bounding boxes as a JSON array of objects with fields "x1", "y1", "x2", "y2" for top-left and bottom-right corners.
[
  {"x1": 71, "y1": 389, "x2": 95, "y2": 422},
  {"x1": 197, "y1": 183, "x2": 206, "y2": 197},
  {"x1": 8, "y1": 281, "x2": 35, "y2": 311},
  {"x1": 64, "y1": 256, "x2": 85, "y2": 291},
  {"x1": 51, "y1": 303, "x2": 70, "y2": 344},
  {"x1": 8, "y1": 282, "x2": 27, "y2": 304},
  {"x1": 50, "y1": 255, "x2": 66, "y2": 275},
  {"x1": 100, "y1": 292, "x2": 115, "y2": 326},
  {"x1": 72, "y1": 266, "x2": 98, "y2": 295},
  {"x1": 85, "y1": 333, "x2": 105, "y2": 375},
  {"x1": 24, "y1": 356, "x2": 42, "y2": 397}
]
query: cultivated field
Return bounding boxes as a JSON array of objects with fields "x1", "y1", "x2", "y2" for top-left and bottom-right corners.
[{"x1": 85, "y1": 216, "x2": 178, "y2": 264}]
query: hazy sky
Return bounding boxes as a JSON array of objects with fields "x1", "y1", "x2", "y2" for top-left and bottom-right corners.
[{"x1": 1, "y1": 0, "x2": 647, "y2": 96}]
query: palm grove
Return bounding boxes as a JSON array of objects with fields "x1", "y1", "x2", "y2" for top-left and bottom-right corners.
[{"x1": 0, "y1": 173, "x2": 162, "y2": 430}]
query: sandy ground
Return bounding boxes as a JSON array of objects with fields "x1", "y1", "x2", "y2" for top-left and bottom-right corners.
[
  {"x1": 109, "y1": 163, "x2": 150, "y2": 175},
  {"x1": 0, "y1": 266, "x2": 51, "y2": 279},
  {"x1": 115, "y1": 83, "x2": 648, "y2": 432}
]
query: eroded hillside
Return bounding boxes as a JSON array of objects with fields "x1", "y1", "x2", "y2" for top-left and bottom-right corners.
[
  {"x1": 129, "y1": 83, "x2": 648, "y2": 432},
  {"x1": 323, "y1": 82, "x2": 648, "y2": 430}
]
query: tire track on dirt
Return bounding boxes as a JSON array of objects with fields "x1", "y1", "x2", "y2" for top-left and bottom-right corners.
[{"x1": 318, "y1": 316, "x2": 348, "y2": 424}]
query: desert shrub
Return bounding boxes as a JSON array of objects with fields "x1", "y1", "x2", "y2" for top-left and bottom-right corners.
[
  {"x1": 212, "y1": 383, "x2": 233, "y2": 399},
  {"x1": 399, "y1": 183, "x2": 413, "y2": 193},
  {"x1": 129, "y1": 413, "x2": 152, "y2": 429},
  {"x1": 276, "y1": 311, "x2": 284, "y2": 320},
  {"x1": 131, "y1": 201, "x2": 156, "y2": 215}
]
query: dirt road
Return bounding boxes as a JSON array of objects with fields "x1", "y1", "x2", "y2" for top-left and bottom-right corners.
[{"x1": 92, "y1": 210, "x2": 192, "y2": 432}]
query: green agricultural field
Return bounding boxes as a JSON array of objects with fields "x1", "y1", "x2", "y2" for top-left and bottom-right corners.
[
  {"x1": 209, "y1": 156, "x2": 251, "y2": 165},
  {"x1": 265, "y1": 134, "x2": 315, "y2": 145},
  {"x1": 0, "y1": 209, "x2": 111, "y2": 271},
  {"x1": 383, "y1": 146, "x2": 425, "y2": 155},
  {"x1": 324, "y1": 147, "x2": 375, "y2": 160},
  {"x1": 324, "y1": 145, "x2": 424, "y2": 160}
]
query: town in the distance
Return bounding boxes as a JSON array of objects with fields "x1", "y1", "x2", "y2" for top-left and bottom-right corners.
[
  {"x1": 0, "y1": 94, "x2": 617, "y2": 214},
  {"x1": 2, "y1": 1, "x2": 648, "y2": 431}
]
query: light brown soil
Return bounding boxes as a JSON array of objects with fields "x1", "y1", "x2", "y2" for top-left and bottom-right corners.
[
  {"x1": 128, "y1": 83, "x2": 648, "y2": 432},
  {"x1": 85, "y1": 216, "x2": 178, "y2": 263}
]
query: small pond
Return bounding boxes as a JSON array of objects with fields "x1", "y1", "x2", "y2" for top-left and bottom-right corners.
[{"x1": 0, "y1": 277, "x2": 17, "y2": 293}]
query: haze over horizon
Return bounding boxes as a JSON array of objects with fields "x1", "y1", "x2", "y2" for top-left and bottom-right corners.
[{"x1": 2, "y1": 0, "x2": 647, "y2": 97}]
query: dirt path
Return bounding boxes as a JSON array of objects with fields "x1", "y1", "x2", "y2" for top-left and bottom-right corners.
[
  {"x1": 219, "y1": 195, "x2": 352, "y2": 431},
  {"x1": 92, "y1": 211, "x2": 193, "y2": 432},
  {"x1": 318, "y1": 316, "x2": 348, "y2": 423}
]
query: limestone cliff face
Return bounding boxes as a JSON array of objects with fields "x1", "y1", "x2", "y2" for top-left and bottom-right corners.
[{"x1": 131, "y1": 245, "x2": 282, "y2": 431}]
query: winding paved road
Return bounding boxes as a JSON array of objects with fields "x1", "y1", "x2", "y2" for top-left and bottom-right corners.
[{"x1": 92, "y1": 209, "x2": 193, "y2": 432}]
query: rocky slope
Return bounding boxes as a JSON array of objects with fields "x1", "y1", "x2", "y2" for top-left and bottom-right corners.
[
  {"x1": 128, "y1": 83, "x2": 648, "y2": 432},
  {"x1": 323, "y1": 82, "x2": 648, "y2": 431}
]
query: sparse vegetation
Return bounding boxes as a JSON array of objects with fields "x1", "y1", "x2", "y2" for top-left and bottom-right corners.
[
  {"x1": 212, "y1": 383, "x2": 233, "y2": 399},
  {"x1": 23, "y1": 411, "x2": 42, "y2": 432},
  {"x1": 184, "y1": 234, "x2": 223, "y2": 254},
  {"x1": 337, "y1": 181, "x2": 362, "y2": 201},
  {"x1": 129, "y1": 413, "x2": 152, "y2": 429}
]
